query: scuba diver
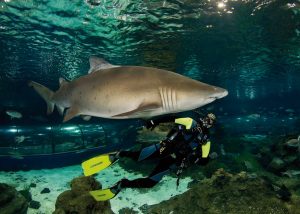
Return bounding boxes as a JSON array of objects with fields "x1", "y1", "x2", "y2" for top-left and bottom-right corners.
[{"x1": 82, "y1": 113, "x2": 216, "y2": 201}]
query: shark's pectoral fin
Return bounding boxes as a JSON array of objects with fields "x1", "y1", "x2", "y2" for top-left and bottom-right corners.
[
  {"x1": 112, "y1": 102, "x2": 161, "y2": 118},
  {"x1": 63, "y1": 106, "x2": 80, "y2": 122},
  {"x1": 88, "y1": 56, "x2": 119, "y2": 74}
]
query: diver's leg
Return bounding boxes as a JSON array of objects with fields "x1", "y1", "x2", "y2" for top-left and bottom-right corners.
[
  {"x1": 119, "y1": 156, "x2": 176, "y2": 189},
  {"x1": 119, "y1": 143, "x2": 161, "y2": 162}
]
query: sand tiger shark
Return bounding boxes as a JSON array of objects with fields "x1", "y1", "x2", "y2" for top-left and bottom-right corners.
[{"x1": 29, "y1": 57, "x2": 228, "y2": 122}]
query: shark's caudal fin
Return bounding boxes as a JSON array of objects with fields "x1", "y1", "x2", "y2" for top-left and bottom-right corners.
[{"x1": 28, "y1": 81, "x2": 55, "y2": 115}]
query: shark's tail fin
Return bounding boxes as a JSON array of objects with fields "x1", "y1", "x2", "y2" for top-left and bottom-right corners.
[{"x1": 28, "y1": 81, "x2": 55, "y2": 115}]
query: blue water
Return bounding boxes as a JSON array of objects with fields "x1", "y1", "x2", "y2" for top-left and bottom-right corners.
[
  {"x1": 1, "y1": 2, "x2": 300, "y2": 214},
  {"x1": 0, "y1": 0, "x2": 299, "y2": 169}
]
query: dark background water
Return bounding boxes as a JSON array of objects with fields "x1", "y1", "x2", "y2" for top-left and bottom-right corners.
[{"x1": 0, "y1": 0, "x2": 299, "y2": 161}]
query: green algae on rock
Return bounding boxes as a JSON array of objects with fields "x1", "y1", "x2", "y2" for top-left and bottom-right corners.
[
  {"x1": 146, "y1": 169, "x2": 298, "y2": 214},
  {"x1": 53, "y1": 176, "x2": 113, "y2": 214},
  {"x1": 0, "y1": 183, "x2": 28, "y2": 214}
]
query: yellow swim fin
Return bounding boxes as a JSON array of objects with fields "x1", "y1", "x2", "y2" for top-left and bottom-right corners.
[
  {"x1": 82, "y1": 153, "x2": 117, "y2": 176},
  {"x1": 90, "y1": 188, "x2": 118, "y2": 201},
  {"x1": 175, "y1": 118, "x2": 193, "y2": 129},
  {"x1": 202, "y1": 141, "x2": 211, "y2": 158}
]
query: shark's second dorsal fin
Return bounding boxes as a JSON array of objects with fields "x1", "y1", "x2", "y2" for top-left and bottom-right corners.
[{"x1": 88, "y1": 56, "x2": 118, "y2": 74}]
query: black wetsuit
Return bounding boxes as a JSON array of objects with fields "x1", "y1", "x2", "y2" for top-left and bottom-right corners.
[{"x1": 118, "y1": 117, "x2": 211, "y2": 189}]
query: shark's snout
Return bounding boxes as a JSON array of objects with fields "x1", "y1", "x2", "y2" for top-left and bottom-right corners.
[{"x1": 212, "y1": 87, "x2": 228, "y2": 99}]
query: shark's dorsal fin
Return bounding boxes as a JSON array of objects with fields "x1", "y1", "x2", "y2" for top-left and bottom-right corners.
[
  {"x1": 88, "y1": 56, "x2": 118, "y2": 74},
  {"x1": 59, "y1": 78, "x2": 68, "y2": 87}
]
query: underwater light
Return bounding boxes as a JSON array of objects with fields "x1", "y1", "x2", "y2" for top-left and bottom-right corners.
[
  {"x1": 8, "y1": 128, "x2": 18, "y2": 133},
  {"x1": 63, "y1": 126, "x2": 77, "y2": 131},
  {"x1": 217, "y1": 2, "x2": 225, "y2": 8}
]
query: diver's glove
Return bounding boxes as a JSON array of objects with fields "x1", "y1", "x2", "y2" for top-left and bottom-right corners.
[{"x1": 145, "y1": 119, "x2": 157, "y2": 130}]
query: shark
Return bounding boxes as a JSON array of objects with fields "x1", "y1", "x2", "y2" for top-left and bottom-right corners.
[{"x1": 29, "y1": 57, "x2": 228, "y2": 122}]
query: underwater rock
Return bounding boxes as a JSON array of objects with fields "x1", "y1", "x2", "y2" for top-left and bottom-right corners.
[
  {"x1": 29, "y1": 183, "x2": 36, "y2": 188},
  {"x1": 283, "y1": 155, "x2": 298, "y2": 165},
  {"x1": 0, "y1": 183, "x2": 28, "y2": 214},
  {"x1": 268, "y1": 157, "x2": 286, "y2": 171},
  {"x1": 29, "y1": 200, "x2": 41, "y2": 209},
  {"x1": 119, "y1": 207, "x2": 139, "y2": 214},
  {"x1": 271, "y1": 184, "x2": 291, "y2": 202},
  {"x1": 53, "y1": 176, "x2": 113, "y2": 214},
  {"x1": 70, "y1": 175, "x2": 102, "y2": 195},
  {"x1": 259, "y1": 136, "x2": 300, "y2": 176},
  {"x1": 136, "y1": 125, "x2": 171, "y2": 143},
  {"x1": 146, "y1": 169, "x2": 292, "y2": 214},
  {"x1": 19, "y1": 189, "x2": 32, "y2": 202},
  {"x1": 40, "y1": 187, "x2": 50, "y2": 194}
]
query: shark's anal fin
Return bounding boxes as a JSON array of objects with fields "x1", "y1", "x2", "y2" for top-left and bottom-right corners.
[
  {"x1": 63, "y1": 106, "x2": 80, "y2": 122},
  {"x1": 112, "y1": 102, "x2": 161, "y2": 118}
]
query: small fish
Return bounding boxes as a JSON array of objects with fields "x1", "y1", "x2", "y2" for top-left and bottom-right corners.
[
  {"x1": 247, "y1": 114, "x2": 261, "y2": 120},
  {"x1": 209, "y1": 152, "x2": 218, "y2": 159},
  {"x1": 298, "y1": 135, "x2": 300, "y2": 152},
  {"x1": 220, "y1": 144, "x2": 226, "y2": 156},
  {"x1": 8, "y1": 152, "x2": 24, "y2": 160},
  {"x1": 6, "y1": 110, "x2": 22, "y2": 119},
  {"x1": 244, "y1": 161, "x2": 253, "y2": 170},
  {"x1": 282, "y1": 170, "x2": 300, "y2": 178},
  {"x1": 15, "y1": 136, "x2": 30, "y2": 144}
]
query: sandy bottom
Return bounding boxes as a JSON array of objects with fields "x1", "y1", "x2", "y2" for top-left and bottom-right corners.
[{"x1": 0, "y1": 163, "x2": 192, "y2": 214}]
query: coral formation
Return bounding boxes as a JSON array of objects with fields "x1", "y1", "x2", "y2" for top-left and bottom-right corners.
[
  {"x1": 146, "y1": 169, "x2": 300, "y2": 214},
  {"x1": 53, "y1": 176, "x2": 113, "y2": 214},
  {"x1": 0, "y1": 183, "x2": 28, "y2": 214}
]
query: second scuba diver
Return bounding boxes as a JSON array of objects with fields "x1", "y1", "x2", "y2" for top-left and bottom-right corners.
[{"x1": 82, "y1": 113, "x2": 216, "y2": 201}]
